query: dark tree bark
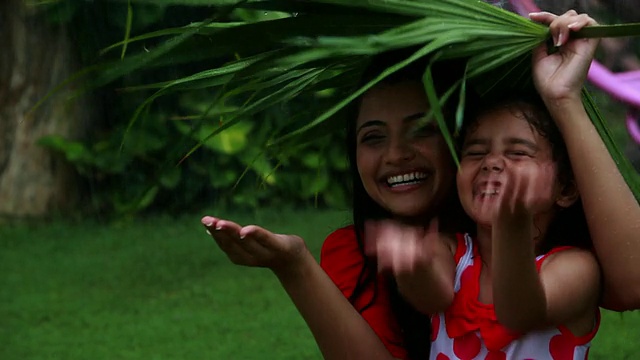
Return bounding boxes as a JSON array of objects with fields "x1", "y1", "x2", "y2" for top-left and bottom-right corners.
[{"x1": 0, "y1": 0, "x2": 89, "y2": 218}]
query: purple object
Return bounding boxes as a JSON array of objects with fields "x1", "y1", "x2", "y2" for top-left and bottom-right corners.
[{"x1": 508, "y1": 0, "x2": 640, "y2": 144}]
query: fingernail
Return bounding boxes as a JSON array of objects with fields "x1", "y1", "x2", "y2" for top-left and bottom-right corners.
[
  {"x1": 556, "y1": 33, "x2": 563, "y2": 47},
  {"x1": 568, "y1": 22, "x2": 579, "y2": 29},
  {"x1": 215, "y1": 225, "x2": 222, "y2": 230},
  {"x1": 239, "y1": 235, "x2": 245, "y2": 240},
  {"x1": 206, "y1": 229, "x2": 212, "y2": 236},
  {"x1": 528, "y1": 12, "x2": 540, "y2": 16}
]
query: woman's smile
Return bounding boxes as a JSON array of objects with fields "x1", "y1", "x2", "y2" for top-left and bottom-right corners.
[{"x1": 355, "y1": 81, "x2": 455, "y2": 219}]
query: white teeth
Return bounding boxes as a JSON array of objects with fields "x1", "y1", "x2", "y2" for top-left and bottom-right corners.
[
  {"x1": 479, "y1": 189, "x2": 499, "y2": 196},
  {"x1": 387, "y1": 172, "x2": 428, "y2": 187}
]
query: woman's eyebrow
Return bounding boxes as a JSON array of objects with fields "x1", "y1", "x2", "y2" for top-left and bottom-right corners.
[
  {"x1": 356, "y1": 120, "x2": 385, "y2": 135},
  {"x1": 403, "y1": 112, "x2": 427, "y2": 123},
  {"x1": 356, "y1": 112, "x2": 426, "y2": 135}
]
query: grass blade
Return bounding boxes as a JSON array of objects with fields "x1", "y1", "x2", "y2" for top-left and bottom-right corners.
[{"x1": 121, "y1": 0, "x2": 133, "y2": 59}]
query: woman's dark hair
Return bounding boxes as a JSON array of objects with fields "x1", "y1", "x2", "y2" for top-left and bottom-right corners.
[
  {"x1": 344, "y1": 48, "x2": 472, "y2": 360},
  {"x1": 462, "y1": 91, "x2": 592, "y2": 254}
]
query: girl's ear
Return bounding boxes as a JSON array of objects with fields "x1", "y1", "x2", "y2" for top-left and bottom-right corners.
[{"x1": 556, "y1": 180, "x2": 580, "y2": 208}]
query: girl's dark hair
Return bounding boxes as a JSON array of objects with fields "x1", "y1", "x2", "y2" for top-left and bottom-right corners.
[
  {"x1": 344, "y1": 48, "x2": 472, "y2": 360},
  {"x1": 462, "y1": 91, "x2": 592, "y2": 254}
]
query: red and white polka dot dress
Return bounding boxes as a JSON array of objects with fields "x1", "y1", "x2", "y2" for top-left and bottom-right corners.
[{"x1": 430, "y1": 234, "x2": 600, "y2": 360}]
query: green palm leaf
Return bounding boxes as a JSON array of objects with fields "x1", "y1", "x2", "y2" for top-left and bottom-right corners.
[{"x1": 58, "y1": 0, "x2": 640, "y2": 199}]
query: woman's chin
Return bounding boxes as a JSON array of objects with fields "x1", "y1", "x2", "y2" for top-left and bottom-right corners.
[{"x1": 386, "y1": 204, "x2": 435, "y2": 222}]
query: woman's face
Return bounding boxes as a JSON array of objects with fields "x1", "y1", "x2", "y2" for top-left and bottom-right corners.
[{"x1": 355, "y1": 81, "x2": 455, "y2": 220}]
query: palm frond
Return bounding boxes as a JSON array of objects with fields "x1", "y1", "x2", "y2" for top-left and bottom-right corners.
[{"x1": 57, "y1": 0, "x2": 640, "y2": 199}]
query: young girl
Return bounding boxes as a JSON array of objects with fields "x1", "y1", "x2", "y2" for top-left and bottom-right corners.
[
  {"x1": 450, "y1": 93, "x2": 599, "y2": 359},
  {"x1": 370, "y1": 11, "x2": 610, "y2": 360},
  {"x1": 372, "y1": 93, "x2": 600, "y2": 359}
]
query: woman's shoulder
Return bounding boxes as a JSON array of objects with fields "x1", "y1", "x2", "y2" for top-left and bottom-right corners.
[
  {"x1": 319, "y1": 225, "x2": 367, "y2": 288},
  {"x1": 321, "y1": 225, "x2": 358, "y2": 257}
]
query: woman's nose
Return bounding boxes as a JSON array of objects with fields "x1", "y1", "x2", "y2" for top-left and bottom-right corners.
[{"x1": 385, "y1": 139, "x2": 415, "y2": 164}]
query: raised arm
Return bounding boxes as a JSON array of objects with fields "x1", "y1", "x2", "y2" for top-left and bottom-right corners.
[
  {"x1": 490, "y1": 170, "x2": 601, "y2": 333},
  {"x1": 493, "y1": 223, "x2": 600, "y2": 333},
  {"x1": 531, "y1": 10, "x2": 640, "y2": 311},
  {"x1": 367, "y1": 219, "x2": 456, "y2": 315},
  {"x1": 201, "y1": 216, "x2": 398, "y2": 360}
]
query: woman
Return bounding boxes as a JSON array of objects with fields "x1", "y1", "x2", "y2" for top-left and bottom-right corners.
[{"x1": 202, "y1": 52, "x2": 468, "y2": 359}]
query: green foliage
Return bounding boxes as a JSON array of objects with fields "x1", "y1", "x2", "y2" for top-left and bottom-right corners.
[
  {"x1": 38, "y1": 90, "x2": 350, "y2": 216},
  {"x1": 29, "y1": 0, "x2": 352, "y2": 217},
  {"x1": 66, "y1": 0, "x2": 640, "y2": 202},
  {"x1": 36, "y1": 0, "x2": 640, "y2": 217}
]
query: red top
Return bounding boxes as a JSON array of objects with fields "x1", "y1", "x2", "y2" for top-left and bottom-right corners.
[
  {"x1": 320, "y1": 225, "x2": 408, "y2": 359},
  {"x1": 431, "y1": 233, "x2": 599, "y2": 360}
]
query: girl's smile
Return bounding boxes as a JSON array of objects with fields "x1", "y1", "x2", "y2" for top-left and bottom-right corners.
[{"x1": 457, "y1": 105, "x2": 560, "y2": 226}]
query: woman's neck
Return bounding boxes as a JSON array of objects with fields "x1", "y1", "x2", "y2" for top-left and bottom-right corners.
[{"x1": 391, "y1": 213, "x2": 436, "y2": 228}]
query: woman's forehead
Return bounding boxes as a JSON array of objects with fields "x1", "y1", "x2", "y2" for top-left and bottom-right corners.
[{"x1": 356, "y1": 82, "x2": 429, "y2": 125}]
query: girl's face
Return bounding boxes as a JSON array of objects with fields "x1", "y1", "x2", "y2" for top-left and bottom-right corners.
[
  {"x1": 456, "y1": 106, "x2": 565, "y2": 226},
  {"x1": 355, "y1": 81, "x2": 455, "y2": 220}
]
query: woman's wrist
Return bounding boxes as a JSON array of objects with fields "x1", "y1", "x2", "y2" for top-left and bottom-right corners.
[{"x1": 271, "y1": 245, "x2": 315, "y2": 281}]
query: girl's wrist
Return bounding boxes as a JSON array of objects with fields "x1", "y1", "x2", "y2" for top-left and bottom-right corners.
[
  {"x1": 544, "y1": 96, "x2": 585, "y2": 124},
  {"x1": 543, "y1": 92, "x2": 581, "y2": 109},
  {"x1": 494, "y1": 213, "x2": 533, "y2": 238}
]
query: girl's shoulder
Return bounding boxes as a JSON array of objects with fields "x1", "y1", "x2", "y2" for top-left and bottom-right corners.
[
  {"x1": 436, "y1": 232, "x2": 459, "y2": 258},
  {"x1": 451, "y1": 232, "x2": 478, "y2": 263},
  {"x1": 536, "y1": 246, "x2": 597, "y2": 272}
]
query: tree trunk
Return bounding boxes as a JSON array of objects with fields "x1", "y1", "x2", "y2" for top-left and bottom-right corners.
[{"x1": 0, "y1": 0, "x2": 88, "y2": 218}]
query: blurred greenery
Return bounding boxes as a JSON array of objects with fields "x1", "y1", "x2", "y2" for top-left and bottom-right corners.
[
  {"x1": 33, "y1": 0, "x2": 352, "y2": 217},
  {"x1": 30, "y1": 0, "x2": 640, "y2": 220},
  {"x1": 1, "y1": 209, "x2": 638, "y2": 359}
]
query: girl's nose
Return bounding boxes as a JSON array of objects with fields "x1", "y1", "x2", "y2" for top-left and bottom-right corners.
[{"x1": 481, "y1": 153, "x2": 504, "y2": 172}]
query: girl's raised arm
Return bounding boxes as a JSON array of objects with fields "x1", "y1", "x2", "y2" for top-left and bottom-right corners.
[
  {"x1": 490, "y1": 172, "x2": 601, "y2": 333},
  {"x1": 531, "y1": 10, "x2": 640, "y2": 311}
]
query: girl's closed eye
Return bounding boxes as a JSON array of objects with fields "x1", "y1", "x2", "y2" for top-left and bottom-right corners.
[
  {"x1": 506, "y1": 147, "x2": 534, "y2": 158},
  {"x1": 462, "y1": 146, "x2": 487, "y2": 158}
]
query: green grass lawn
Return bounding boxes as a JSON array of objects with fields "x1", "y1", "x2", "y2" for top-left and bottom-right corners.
[{"x1": 1, "y1": 208, "x2": 638, "y2": 359}]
